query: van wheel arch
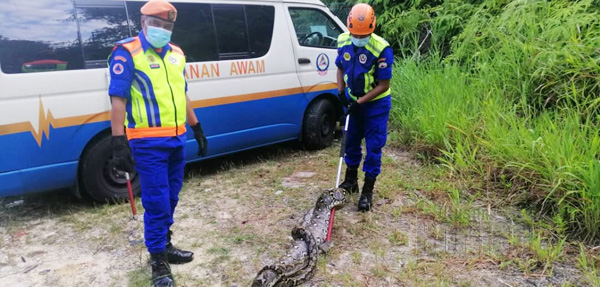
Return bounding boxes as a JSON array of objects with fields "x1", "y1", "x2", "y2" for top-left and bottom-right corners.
[{"x1": 78, "y1": 129, "x2": 140, "y2": 202}]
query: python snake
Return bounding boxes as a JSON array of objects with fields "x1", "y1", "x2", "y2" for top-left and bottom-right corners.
[{"x1": 252, "y1": 188, "x2": 347, "y2": 287}]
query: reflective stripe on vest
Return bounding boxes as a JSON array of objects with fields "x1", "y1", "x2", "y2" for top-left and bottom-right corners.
[
  {"x1": 118, "y1": 37, "x2": 187, "y2": 140},
  {"x1": 338, "y1": 32, "x2": 391, "y2": 102}
]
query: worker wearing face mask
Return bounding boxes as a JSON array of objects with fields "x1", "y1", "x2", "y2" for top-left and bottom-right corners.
[
  {"x1": 335, "y1": 3, "x2": 393, "y2": 212},
  {"x1": 107, "y1": 0, "x2": 208, "y2": 286}
]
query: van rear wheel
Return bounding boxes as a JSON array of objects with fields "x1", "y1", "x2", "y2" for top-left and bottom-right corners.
[
  {"x1": 303, "y1": 99, "x2": 336, "y2": 150},
  {"x1": 79, "y1": 135, "x2": 140, "y2": 202}
]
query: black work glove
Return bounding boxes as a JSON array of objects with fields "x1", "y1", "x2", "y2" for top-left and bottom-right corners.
[
  {"x1": 338, "y1": 90, "x2": 349, "y2": 107},
  {"x1": 191, "y1": 122, "x2": 208, "y2": 157},
  {"x1": 344, "y1": 100, "x2": 360, "y2": 117},
  {"x1": 110, "y1": 135, "x2": 135, "y2": 173}
]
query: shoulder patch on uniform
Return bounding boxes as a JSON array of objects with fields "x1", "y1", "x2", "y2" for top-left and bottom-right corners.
[
  {"x1": 113, "y1": 55, "x2": 127, "y2": 62},
  {"x1": 112, "y1": 63, "x2": 124, "y2": 75},
  {"x1": 378, "y1": 62, "x2": 388, "y2": 69}
]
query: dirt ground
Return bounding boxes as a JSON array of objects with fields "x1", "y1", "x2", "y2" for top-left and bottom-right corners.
[{"x1": 0, "y1": 141, "x2": 594, "y2": 287}]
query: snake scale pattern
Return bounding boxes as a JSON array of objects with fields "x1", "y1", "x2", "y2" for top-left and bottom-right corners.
[{"x1": 252, "y1": 188, "x2": 347, "y2": 287}]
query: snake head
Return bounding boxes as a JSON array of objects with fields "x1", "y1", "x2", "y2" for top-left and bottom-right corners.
[{"x1": 316, "y1": 188, "x2": 347, "y2": 211}]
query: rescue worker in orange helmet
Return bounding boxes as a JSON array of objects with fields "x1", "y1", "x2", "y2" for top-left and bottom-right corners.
[
  {"x1": 107, "y1": 1, "x2": 207, "y2": 286},
  {"x1": 335, "y1": 3, "x2": 393, "y2": 211}
]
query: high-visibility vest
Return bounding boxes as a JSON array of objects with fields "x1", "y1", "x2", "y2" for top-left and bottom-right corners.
[
  {"x1": 337, "y1": 32, "x2": 391, "y2": 101},
  {"x1": 116, "y1": 37, "x2": 187, "y2": 140}
]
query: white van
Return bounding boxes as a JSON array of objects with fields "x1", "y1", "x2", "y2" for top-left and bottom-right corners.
[{"x1": 0, "y1": 0, "x2": 347, "y2": 201}]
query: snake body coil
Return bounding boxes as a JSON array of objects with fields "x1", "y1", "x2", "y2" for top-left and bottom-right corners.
[{"x1": 252, "y1": 188, "x2": 347, "y2": 287}]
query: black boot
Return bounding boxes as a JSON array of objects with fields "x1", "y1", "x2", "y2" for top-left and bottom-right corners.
[
  {"x1": 166, "y1": 230, "x2": 194, "y2": 264},
  {"x1": 339, "y1": 167, "x2": 359, "y2": 193},
  {"x1": 150, "y1": 252, "x2": 174, "y2": 287},
  {"x1": 358, "y1": 177, "x2": 376, "y2": 211}
]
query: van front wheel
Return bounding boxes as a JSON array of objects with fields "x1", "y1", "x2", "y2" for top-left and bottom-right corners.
[
  {"x1": 79, "y1": 135, "x2": 140, "y2": 202},
  {"x1": 303, "y1": 99, "x2": 336, "y2": 150}
]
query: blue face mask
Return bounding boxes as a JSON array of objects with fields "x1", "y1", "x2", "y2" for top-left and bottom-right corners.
[
  {"x1": 351, "y1": 35, "x2": 370, "y2": 47},
  {"x1": 146, "y1": 26, "x2": 172, "y2": 48}
]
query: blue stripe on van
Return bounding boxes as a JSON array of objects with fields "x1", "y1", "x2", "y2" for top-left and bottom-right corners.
[
  {"x1": 0, "y1": 121, "x2": 110, "y2": 173},
  {"x1": 0, "y1": 121, "x2": 110, "y2": 197},
  {"x1": 0, "y1": 162, "x2": 78, "y2": 197},
  {"x1": 186, "y1": 96, "x2": 303, "y2": 160}
]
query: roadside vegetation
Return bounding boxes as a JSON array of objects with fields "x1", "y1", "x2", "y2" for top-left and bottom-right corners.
[
  {"x1": 386, "y1": 0, "x2": 600, "y2": 242},
  {"x1": 327, "y1": 0, "x2": 600, "y2": 282},
  {"x1": 333, "y1": 0, "x2": 600, "y2": 241}
]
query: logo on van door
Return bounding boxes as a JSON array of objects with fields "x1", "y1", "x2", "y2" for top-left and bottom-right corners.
[{"x1": 316, "y1": 53, "x2": 329, "y2": 76}]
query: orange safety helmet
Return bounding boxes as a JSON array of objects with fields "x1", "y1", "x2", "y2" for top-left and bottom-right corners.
[{"x1": 347, "y1": 3, "x2": 376, "y2": 36}]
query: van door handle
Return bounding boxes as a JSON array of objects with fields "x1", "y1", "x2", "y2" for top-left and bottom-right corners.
[{"x1": 298, "y1": 58, "x2": 311, "y2": 64}]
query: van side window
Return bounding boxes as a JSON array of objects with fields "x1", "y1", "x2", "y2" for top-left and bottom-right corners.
[
  {"x1": 214, "y1": 5, "x2": 275, "y2": 60},
  {"x1": 213, "y1": 5, "x2": 249, "y2": 60},
  {"x1": 289, "y1": 8, "x2": 343, "y2": 49},
  {"x1": 127, "y1": 3, "x2": 274, "y2": 62},
  {"x1": 174, "y1": 3, "x2": 218, "y2": 62},
  {"x1": 75, "y1": 1, "x2": 131, "y2": 69},
  {"x1": 246, "y1": 5, "x2": 275, "y2": 58},
  {"x1": 0, "y1": 0, "x2": 84, "y2": 73},
  {"x1": 127, "y1": 2, "x2": 219, "y2": 62}
]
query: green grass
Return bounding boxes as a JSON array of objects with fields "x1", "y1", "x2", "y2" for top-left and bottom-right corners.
[
  {"x1": 388, "y1": 0, "x2": 600, "y2": 242},
  {"x1": 577, "y1": 244, "x2": 600, "y2": 286},
  {"x1": 127, "y1": 267, "x2": 149, "y2": 287}
]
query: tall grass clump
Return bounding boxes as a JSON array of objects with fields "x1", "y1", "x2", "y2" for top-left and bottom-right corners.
[
  {"x1": 386, "y1": 0, "x2": 600, "y2": 241},
  {"x1": 390, "y1": 57, "x2": 481, "y2": 148},
  {"x1": 449, "y1": 0, "x2": 600, "y2": 113}
]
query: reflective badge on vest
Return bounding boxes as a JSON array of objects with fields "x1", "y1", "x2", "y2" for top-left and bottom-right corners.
[
  {"x1": 147, "y1": 54, "x2": 160, "y2": 69},
  {"x1": 168, "y1": 55, "x2": 178, "y2": 65},
  {"x1": 359, "y1": 54, "x2": 367, "y2": 64},
  {"x1": 344, "y1": 52, "x2": 351, "y2": 61}
]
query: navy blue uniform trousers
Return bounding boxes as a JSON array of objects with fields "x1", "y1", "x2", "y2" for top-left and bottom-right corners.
[
  {"x1": 345, "y1": 95, "x2": 391, "y2": 178},
  {"x1": 129, "y1": 135, "x2": 186, "y2": 254}
]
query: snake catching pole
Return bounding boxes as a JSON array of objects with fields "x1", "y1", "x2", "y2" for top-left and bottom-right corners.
[{"x1": 326, "y1": 114, "x2": 350, "y2": 242}]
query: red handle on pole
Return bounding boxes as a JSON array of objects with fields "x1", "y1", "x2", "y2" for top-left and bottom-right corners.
[
  {"x1": 126, "y1": 172, "x2": 137, "y2": 216},
  {"x1": 326, "y1": 208, "x2": 335, "y2": 241}
]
